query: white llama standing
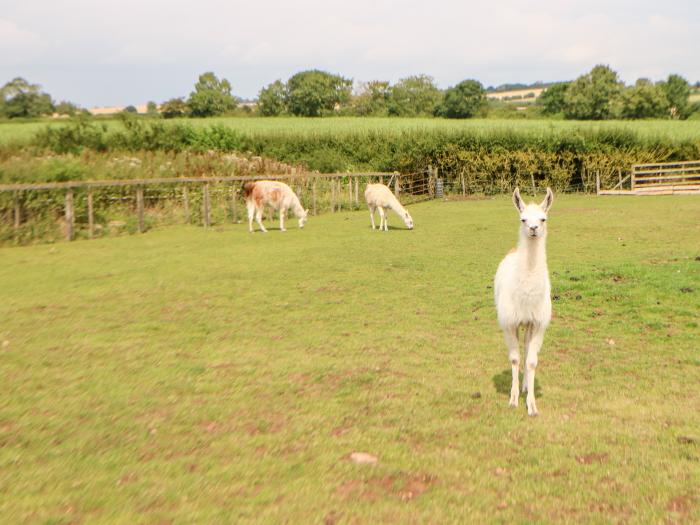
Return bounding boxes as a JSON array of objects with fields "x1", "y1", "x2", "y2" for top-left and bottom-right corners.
[
  {"x1": 494, "y1": 187, "x2": 554, "y2": 416},
  {"x1": 364, "y1": 183, "x2": 414, "y2": 231}
]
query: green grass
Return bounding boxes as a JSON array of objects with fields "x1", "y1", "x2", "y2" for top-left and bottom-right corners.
[
  {"x1": 1, "y1": 195, "x2": 699, "y2": 523},
  {"x1": 2, "y1": 116, "x2": 700, "y2": 146}
]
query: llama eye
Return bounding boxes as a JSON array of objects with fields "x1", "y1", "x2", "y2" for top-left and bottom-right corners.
[
  {"x1": 541, "y1": 218, "x2": 546, "y2": 222},
  {"x1": 520, "y1": 218, "x2": 526, "y2": 222}
]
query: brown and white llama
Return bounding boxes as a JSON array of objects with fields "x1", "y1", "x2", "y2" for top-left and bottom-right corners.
[
  {"x1": 243, "y1": 181, "x2": 308, "y2": 233},
  {"x1": 364, "y1": 183, "x2": 414, "y2": 231},
  {"x1": 494, "y1": 187, "x2": 554, "y2": 416}
]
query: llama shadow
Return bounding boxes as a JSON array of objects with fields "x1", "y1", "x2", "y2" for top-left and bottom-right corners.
[{"x1": 492, "y1": 369, "x2": 543, "y2": 398}]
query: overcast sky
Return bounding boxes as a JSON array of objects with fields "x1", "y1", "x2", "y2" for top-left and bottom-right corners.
[{"x1": 1, "y1": 0, "x2": 699, "y2": 107}]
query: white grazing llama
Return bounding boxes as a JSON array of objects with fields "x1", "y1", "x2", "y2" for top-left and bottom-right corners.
[
  {"x1": 494, "y1": 187, "x2": 554, "y2": 416},
  {"x1": 364, "y1": 183, "x2": 414, "y2": 231},
  {"x1": 243, "y1": 181, "x2": 308, "y2": 233}
]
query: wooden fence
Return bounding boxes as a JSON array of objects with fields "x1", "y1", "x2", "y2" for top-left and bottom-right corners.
[
  {"x1": 1, "y1": 170, "x2": 436, "y2": 242},
  {"x1": 597, "y1": 160, "x2": 700, "y2": 196}
]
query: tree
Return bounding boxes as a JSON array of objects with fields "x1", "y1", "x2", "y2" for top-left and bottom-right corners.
[
  {"x1": 659, "y1": 74, "x2": 691, "y2": 119},
  {"x1": 387, "y1": 75, "x2": 442, "y2": 116},
  {"x1": 187, "y1": 72, "x2": 237, "y2": 117},
  {"x1": 160, "y1": 97, "x2": 189, "y2": 119},
  {"x1": 55, "y1": 100, "x2": 80, "y2": 116},
  {"x1": 123, "y1": 105, "x2": 138, "y2": 114},
  {"x1": 146, "y1": 101, "x2": 159, "y2": 115},
  {"x1": 618, "y1": 79, "x2": 669, "y2": 119},
  {"x1": 0, "y1": 77, "x2": 54, "y2": 118},
  {"x1": 563, "y1": 65, "x2": 623, "y2": 120},
  {"x1": 285, "y1": 70, "x2": 352, "y2": 117},
  {"x1": 258, "y1": 80, "x2": 287, "y2": 116},
  {"x1": 436, "y1": 79, "x2": 486, "y2": 118},
  {"x1": 350, "y1": 81, "x2": 391, "y2": 116},
  {"x1": 538, "y1": 82, "x2": 569, "y2": 115}
]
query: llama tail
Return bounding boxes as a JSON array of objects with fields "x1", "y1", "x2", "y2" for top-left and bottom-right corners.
[{"x1": 242, "y1": 182, "x2": 256, "y2": 200}]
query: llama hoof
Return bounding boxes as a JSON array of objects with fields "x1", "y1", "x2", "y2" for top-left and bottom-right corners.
[
  {"x1": 509, "y1": 390, "x2": 519, "y2": 407},
  {"x1": 526, "y1": 397, "x2": 538, "y2": 416}
]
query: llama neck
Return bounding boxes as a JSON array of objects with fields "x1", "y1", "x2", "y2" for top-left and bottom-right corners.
[
  {"x1": 517, "y1": 233, "x2": 547, "y2": 272},
  {"x1": 388, "y1": 196, "x2": 405, "y2": 215},
  {"x1": 291, "y1": 196, "x2": 305, "y2": 217}
]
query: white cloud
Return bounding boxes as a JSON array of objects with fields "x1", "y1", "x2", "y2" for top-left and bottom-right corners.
[{"x1": 1, "y1": 0, "x2": 698, "y2": 105}]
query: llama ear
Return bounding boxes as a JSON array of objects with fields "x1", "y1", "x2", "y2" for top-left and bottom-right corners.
[
  {"x1": 540, "y1": 187, "x2": 554, "y2": 213},
  {"x1": 512, "y1": 188, "x2": 524, "y2": 213}
]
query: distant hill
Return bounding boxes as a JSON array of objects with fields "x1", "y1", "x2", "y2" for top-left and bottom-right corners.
[{"x1": 485, "y1": 81, "x2": 563, "y2": 93}]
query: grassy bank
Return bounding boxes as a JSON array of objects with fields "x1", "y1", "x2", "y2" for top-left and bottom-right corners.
[{"x1": 1, "y1": 195, "x2": 698, "y2": 523}]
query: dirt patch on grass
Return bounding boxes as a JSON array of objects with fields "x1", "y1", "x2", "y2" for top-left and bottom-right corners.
[
  {"x1": 337, "y1": 473, "x2": 437, "y2": 502},
  {"x1": 667, "y1": 495, "x2": 693, "y2": 517},
  {"x1": 576, "y1": 453, "x2": 608, "y2": 465},
  {"x1": 331, "y1": 421, "x2": 353, "y2": 437}
]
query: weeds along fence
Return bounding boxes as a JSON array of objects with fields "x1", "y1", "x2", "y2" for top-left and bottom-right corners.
[{"x1": 0, "y1": 171, "x2": 435, "y2": 244}]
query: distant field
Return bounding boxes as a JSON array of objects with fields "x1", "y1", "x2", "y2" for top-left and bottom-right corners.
[
  {"x1": 2, "y1": 117, "x2": 700, "y2": 146},
  {"x1": 1, "y1": 195, "x2": 698, "y2": 522}
]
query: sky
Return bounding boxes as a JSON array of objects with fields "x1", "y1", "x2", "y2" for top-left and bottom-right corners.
[{"x1": 1, "y1": 0, "x2": 699, "y2": 107}]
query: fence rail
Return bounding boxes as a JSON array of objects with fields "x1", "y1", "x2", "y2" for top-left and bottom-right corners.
[
  {"x1": 2, "y1": 170, "x2": 437, "y2": 242},
  {"x1": 597, "y1": 160, "x2": 700, "y2": 196}
]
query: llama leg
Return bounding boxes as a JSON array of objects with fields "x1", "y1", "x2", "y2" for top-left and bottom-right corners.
[
  {"x1": 503, "y1": 325, "x2": 520, "y2": 407},
  {"x1": 522, "y1": 323, "x2": 533, "y2": 393},
  {"x1": 279, "y1": 209, "x2": 286, "y2": 232},
  {"x1": 525, "y1": 325, "x2": 545, "y2": 416},
  {"x1": 378, "y1": 207, "x2": 387, "y2": 231},
  {"x1": 255, "y1": 209, "x2": 267, "y2": 233},
  {"x1": 247, "y1": 203, "x2": 255, "y2": 233},
  {"x1": 369, "y1": 206, "x2": 376, "y2": 230}
]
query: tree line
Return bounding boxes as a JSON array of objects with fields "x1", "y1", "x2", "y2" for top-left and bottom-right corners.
[{"x1": 2, "y1": 66, "x2": 699, "y2": 121}]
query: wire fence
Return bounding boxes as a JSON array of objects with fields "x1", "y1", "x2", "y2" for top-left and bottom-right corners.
[
  {"x1": 0, "y1": 165, "x2": 620, "y2": 245},
  {"x1": 0, "y1": 171, "x2": 437, "y2": 244}
]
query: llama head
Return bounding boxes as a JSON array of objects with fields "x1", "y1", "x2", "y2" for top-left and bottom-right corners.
[
  {"x1": 298, "y1": 209, "x2": 309, "y2": 229},
  {"x1": 512, "y1": 187, "x2": 554, "y2": 239},
  {"x1": 402, "y1": 210, "x2": 414, "y2": 230}
]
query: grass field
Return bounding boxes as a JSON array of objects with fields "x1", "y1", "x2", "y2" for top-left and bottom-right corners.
[
  {"x1": 2, "y1": 117, "x2": 700, "y2": 147},
  {"x1": 1, "y1": 195, "x2": 699, "y2": 523}
]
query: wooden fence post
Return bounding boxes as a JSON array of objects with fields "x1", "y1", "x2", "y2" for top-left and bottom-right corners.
[
  {"x1": 394, "y1": 173, "x2": 400, "y2": 198},
  {"x1": 631, "y1": 168, "x2": 636, "y2": 192},
  {"x1": 596, "y1": 171, "x2": 600, "y2": 195},
  {"x1": 337, "y1": 179, "x2": 342, "y2": 211},
  {"x1": 13, "y1": 191, "x2": 20, "y2": 230},
  {"x1": 183, "y1": 185, "x2": 190, "y2": 223},
  {"x1": 65, "y1": 189, "x2": 74, "y2": 241},
  {"x1": 136, "y1": 186, "x2": 145, "y2": 233},
  {"x1": 348, "y1": 178, "x2": 352, "y2": 205},
  {"x1": 312, "y1": 179, "x2": 317, "y2": 215},
  {"x1": 355, "y1": 177, "x2": 359, "y2": 205},
  {"x1": 530, "y1": 173, "x2": 536, "y2": 196},
  {"x1": 461, "y1": 170, "x2": 466, "y2": 196},
  {"x1": 330, "y1": 179, "x2": 335, "y2": 213},
  {"x1": 87, "y1": 190, "x2": 94, "y2": 238},
  {"x1": 231, "y1": 183, "x2": 237, "y2": 222},
  {"x1": 202, "y1": 182, "x2": 211, "y2": 227}
]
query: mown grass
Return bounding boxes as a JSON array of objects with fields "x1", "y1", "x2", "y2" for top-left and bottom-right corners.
[{"x1": 0, "y1": 195, "x2": 698, "y2": 523}]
